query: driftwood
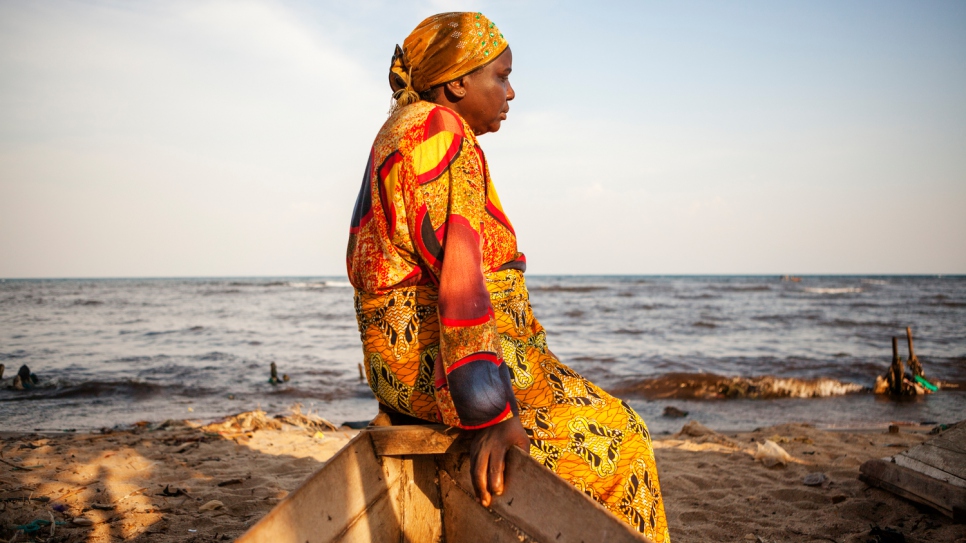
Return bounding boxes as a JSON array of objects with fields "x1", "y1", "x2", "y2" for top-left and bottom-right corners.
[{"x1": 873, "y1": 328, "x2": 936, "y2": 397}]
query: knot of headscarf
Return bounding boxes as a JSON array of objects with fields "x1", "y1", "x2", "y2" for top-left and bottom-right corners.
[{"x1": 389, "y1": 12, "x2": 507, "y2": 113}]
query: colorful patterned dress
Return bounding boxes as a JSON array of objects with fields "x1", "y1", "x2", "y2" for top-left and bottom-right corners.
[{"x1": 347, "y1": 101, "x2": 670, "y2": 542}]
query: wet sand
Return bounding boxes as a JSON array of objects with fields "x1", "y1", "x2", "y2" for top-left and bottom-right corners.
[{"x1": 1, "y1": 416, "x2": 963, "y2": 542}]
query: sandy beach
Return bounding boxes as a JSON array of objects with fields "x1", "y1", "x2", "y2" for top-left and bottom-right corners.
[{"x1": 1, "y1": 412, "x2": 962, "y2": 543}]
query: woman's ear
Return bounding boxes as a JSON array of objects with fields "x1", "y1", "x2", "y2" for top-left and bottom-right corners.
[{"x1": 443, "y1": 78, "x2": 467, "y2": 100}]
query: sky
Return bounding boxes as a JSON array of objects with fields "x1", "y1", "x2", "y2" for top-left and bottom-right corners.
[{"x1": 1, "y1": 0, "x2": 964, "y2": 278}]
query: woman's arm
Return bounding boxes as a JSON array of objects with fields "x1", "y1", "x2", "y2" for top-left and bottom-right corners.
[{"x1": 437, "y1": 217, "x2": 528, "y2": 506}]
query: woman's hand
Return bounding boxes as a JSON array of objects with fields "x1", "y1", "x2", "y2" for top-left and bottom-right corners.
[{"x1": 469, "y1": 416, "x2": 530, "y2": 507}]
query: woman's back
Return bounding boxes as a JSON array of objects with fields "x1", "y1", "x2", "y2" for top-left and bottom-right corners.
[{"x1": 347, "y1": 101, "x2": 524, "y2": 294}]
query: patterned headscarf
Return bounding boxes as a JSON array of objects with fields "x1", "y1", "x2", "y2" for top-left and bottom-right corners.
[{"x1": 389, "y1": 12, "x2": 508, "y2": 110}]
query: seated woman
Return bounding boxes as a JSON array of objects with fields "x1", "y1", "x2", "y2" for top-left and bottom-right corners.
[{"x1": 347, "y1": 12, "x2": 670, "y2": 542}]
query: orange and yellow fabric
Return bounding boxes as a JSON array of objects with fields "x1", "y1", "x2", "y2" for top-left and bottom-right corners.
[{"x1": 346, "y1": 12, "x2": 671, "y2": 542}]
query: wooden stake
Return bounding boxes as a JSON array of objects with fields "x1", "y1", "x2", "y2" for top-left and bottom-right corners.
[
  {"x1": 890, "y1": 337, "x2": 904, "y2": 396},
  {"x1": 357, "y1": 363, "x2": 365, "y2": 381},
  {"x1": 906, "y1": 326, "x2": 924, "y2": 378},
  {"x1": 906, "y1": 327, "x2": 916, "y2": 359}
]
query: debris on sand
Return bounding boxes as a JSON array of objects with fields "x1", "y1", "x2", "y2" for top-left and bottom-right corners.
[
  {"x1": 275, "y1": 403, "x2": 338, "y2": 433},
  {"x1": 201, "y1": 405, "x2": 337, "y2": 440},
  {"x1": 199, "y1": 500, "x2": 225, "y2": 512},
  {"x1": 202, "y1": 410, "x2": 282, "y2": 437},
  {"x1": 674, "y1": 420, "x2": 740, "y2": 448},
  {"x1": 754, "y1": 440, "x2": 794, "y2": 467}
]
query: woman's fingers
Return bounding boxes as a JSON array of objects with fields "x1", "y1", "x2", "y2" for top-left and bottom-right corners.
[
  {"x1": 470, "y1": 417, "x2": 529, "y2": 507},
  {"x1": 488, "y1": 447, "x2": 505, "y2": 497},
  {"x1": 471, "y1": 443, "x2": 491, "y2": 507}
]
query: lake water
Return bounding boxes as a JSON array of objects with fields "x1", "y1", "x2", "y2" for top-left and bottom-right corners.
[{"x1": 1, "y1": 275, "x2": 963, "y2": 434}]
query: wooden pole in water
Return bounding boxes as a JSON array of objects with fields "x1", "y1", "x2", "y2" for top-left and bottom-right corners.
[
  {"x1": 358, "y1": 363, "x2": 365, "y2": 381},
  {"x1": 890, "y1": 337, "x2": 904, "y2": 396},
  {"x1": 906, "y1": 327, "x2": 915, "y2": 359},
  {"x1": 906, "y1": 326, "x2": 924, "y2": 377}
]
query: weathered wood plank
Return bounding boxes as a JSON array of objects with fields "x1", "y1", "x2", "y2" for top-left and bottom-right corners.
[
  {"x1": 440, "y1": 448, "x2": 652, "y2": 543},
  {"x1": 439, "y1": 466, "x2": 534, "y2": 543},
  {"x1": 860, "y1": 458, "x2": 966, "y2": 520},
  {"x1": 900, "y1": 438, "x2": 966, "y2": 481},
  {"x1": 334, "y1": 484, "x2": 403, "y2": 543},
  {"x1": 237, "y1": 432, "x2": 406, "y2": 543},
  {"x1": 894, "y1": 454, "x2": 966, "y2": 488},
  {"x1": 368, "y1": 424, "x2": 469, "y2": 456},
  {"x1": 920, "y1": 425, "x2": 966, "y2": 455},
  {"x1": 398, "y1": 455, "x2": 443, "y2": 543}
]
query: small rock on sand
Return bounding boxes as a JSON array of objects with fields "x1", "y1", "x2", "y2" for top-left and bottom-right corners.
[{"x1": 802, "y1": 472, "x2": 828, "y2": 486}]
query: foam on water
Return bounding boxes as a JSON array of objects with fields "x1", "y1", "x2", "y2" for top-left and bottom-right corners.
[{"x1": 803, "y1": 287, "x2": 863, "y2": 294}]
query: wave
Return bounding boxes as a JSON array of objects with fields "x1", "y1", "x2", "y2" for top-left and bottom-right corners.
[
  {"x1": 287, "y1": 282, "x2": 326, "y2": 289},
  {"x1": 273, "y1": 311, "x2": 344, "y2": 321},
  {"x1": 143, "y1": 325, "x2": 206, "y2": 336},
  {"x1": 933, "y1": 301, "x2": 966, "y2": 308},
  {"x1": 0, "y1": 379, "x2": 219, "y2": 402},
  {"x1": 265, "y1": 385, "x2": 371, "y2": 401},
  {"x1": 803, "y1": 287, "x2": 862, "y2": 294},
  {"x1": 0, "y1": 350, "x2": 30, "y2": 361},
  {"x1": 531, "y1": 285, "x2": 607, "y2": 293},
  {"x1": 821, "y1": 318, "x2": 897, "y2": 329},
  {"x1": 711, "y1": 285, "x2": 771, "y2": 292},
  {"x1": 611, "y1": 372, "x2": 868, "y2": 400},
  {"x1": 633, "y1": 304, "x2": 669, "y2": 311},
  {"x1": 228, "y1": 281, "x2": 287, "y2": 287},
  {"x1": 222, "y1": 280, "x2": 351, "y2": 289}
]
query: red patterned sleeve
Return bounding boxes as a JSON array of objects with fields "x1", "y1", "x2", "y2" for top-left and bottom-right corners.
[{"x1": 410, "y1": 106, "x2": 517, "y2": 429}]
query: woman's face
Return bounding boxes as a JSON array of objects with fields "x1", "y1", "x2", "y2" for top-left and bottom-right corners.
[{"x1": 454, "y1": 48, "x2": 514, "y2": 135}]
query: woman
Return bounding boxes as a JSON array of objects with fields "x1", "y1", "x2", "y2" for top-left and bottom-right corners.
[{"x1": 347, "y1": 12, "x2": 670, "y2": 542}]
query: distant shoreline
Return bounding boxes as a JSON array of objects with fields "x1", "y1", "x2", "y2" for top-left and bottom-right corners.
[{"x1": 3, "y1": 273, "x2": 966, "y2": 281}]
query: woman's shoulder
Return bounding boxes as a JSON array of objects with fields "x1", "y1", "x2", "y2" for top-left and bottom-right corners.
[{"x1": 376, "y1": 102, "x2": 476, "y2": 151}]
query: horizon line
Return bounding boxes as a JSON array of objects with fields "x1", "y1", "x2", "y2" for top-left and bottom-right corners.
[{"x1": 2, "y1": 273, "x2": 963, "y2": 281}]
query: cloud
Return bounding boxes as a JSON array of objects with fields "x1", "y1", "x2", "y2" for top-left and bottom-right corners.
[{"x1": 181, "y1": 1, "x2": 365, "y2": 81}]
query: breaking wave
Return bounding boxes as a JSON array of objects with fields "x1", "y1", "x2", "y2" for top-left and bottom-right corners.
[
  {"x1": 611, "y1": 372, "x2": 868, "y2": 400},
  {"x1": 803, "y1": 287, "x2": 862, "y2": 294}
]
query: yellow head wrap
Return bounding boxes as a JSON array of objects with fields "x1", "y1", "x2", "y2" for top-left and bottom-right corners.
[{"x1": 389, "y1": 12, "x2": 508, "y2": 110}]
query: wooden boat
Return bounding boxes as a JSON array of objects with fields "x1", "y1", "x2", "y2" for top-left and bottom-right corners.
[
  {"x1": 860, "y1": 419, "x2": 966, "y2": 522},
  {"x1": 237, "y1": 412, "x2": 650, "y2": 542}
]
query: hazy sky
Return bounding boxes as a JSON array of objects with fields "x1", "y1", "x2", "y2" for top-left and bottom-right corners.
[{"x1": 1, "y1": 0, "x2": 964, "y2": 277}]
